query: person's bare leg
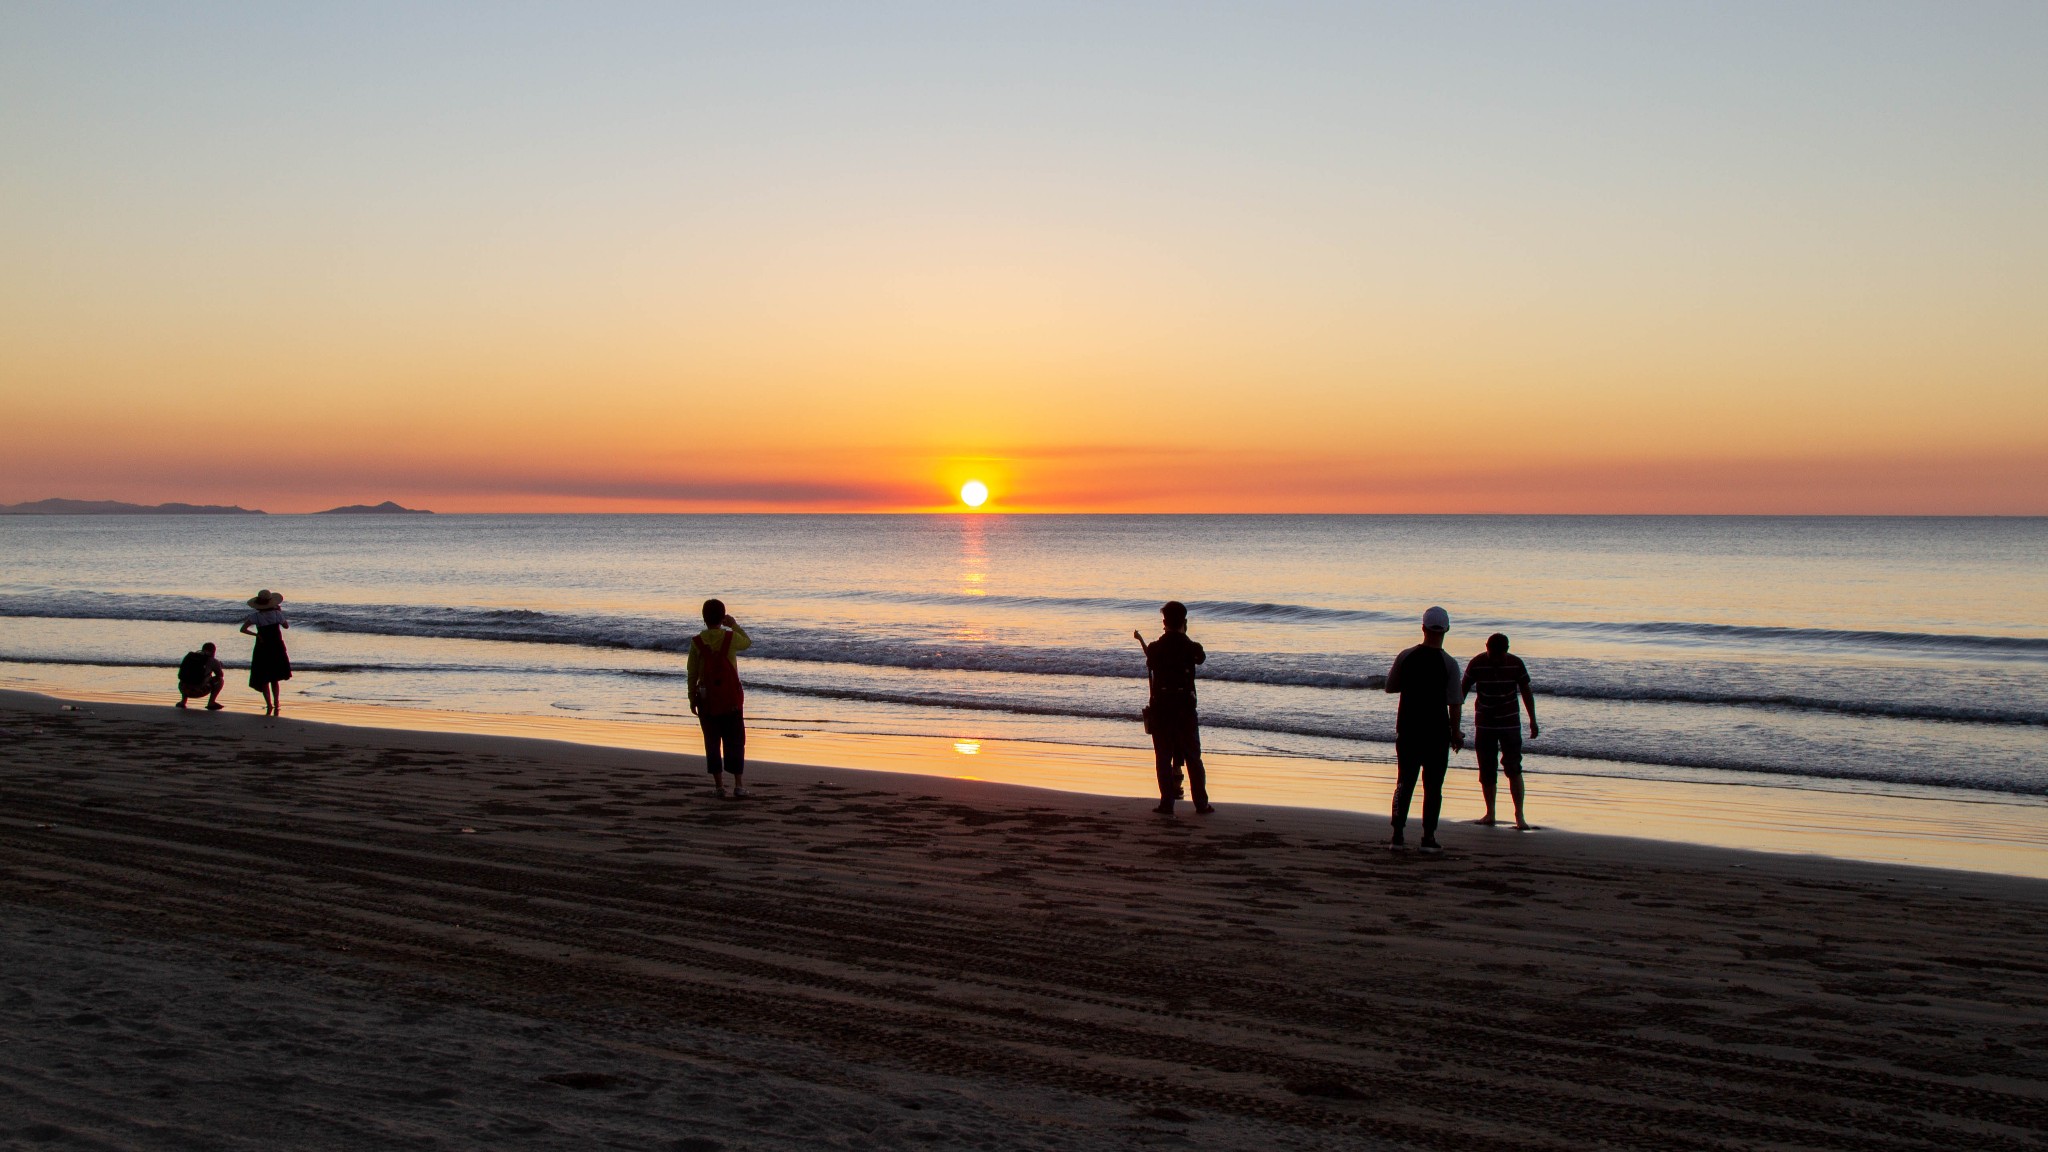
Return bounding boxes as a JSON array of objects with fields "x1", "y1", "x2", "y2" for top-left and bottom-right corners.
[
  {"x1": 206, "y1": 678, "x2": 224, "y2": 709},
  {"x1": 1510, "y1": 772, "x2": 1528, "y2": 829},
  {"x1": 1475, "y1": 736, "x2": 1499, "y2": 825},
  {"x1": 175, "y1": 694, "x2": 188, "y2": 708}
]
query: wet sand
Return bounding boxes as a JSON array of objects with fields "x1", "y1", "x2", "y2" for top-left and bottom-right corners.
[
  {"x1": 3, "y1": 691, "x2": 2045, "y2": 1150},
  {"x1": 8, "y1": 672, "x2": 2045, "y2": 879}
]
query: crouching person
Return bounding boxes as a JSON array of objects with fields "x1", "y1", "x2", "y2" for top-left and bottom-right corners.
[{"x1": 176, "y1": 642, "x2": 225, "y2": 710}]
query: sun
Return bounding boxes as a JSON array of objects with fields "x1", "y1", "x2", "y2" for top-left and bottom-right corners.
[{"x1": 959, "y1": 480, "x2": 990, "y2": 509}]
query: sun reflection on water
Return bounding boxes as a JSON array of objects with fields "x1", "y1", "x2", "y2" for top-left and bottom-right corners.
[{"x1": 958, "y1": 515, "x2": 989, "y2": 597}]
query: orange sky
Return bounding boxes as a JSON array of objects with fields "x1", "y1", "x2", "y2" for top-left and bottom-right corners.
[{"x1": 3, "y1": 5, "x2": 2044, "y2": 513}]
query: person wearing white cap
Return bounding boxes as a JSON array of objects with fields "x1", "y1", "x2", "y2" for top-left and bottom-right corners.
[{"x1": 1383, "y1": 605, "x2": 1464, "y2": 852}]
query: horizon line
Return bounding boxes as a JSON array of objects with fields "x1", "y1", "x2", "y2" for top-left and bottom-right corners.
[{"x1": 5, "y1": 505, "x2": 2045, "y2": 520}]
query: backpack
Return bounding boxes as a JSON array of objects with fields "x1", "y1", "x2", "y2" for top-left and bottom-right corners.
[
  {"x1": 178, "y1": 651, "x2": 210, "y2": 683},
  {"x1": 692, "y1": 630, "x2": 745, "y2": 716}
]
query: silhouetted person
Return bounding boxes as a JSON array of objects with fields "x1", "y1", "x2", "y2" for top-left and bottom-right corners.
[
  {"x1": 239, "y1": 590, "x2": 291, "y2": 715},
  {"x1": 687, "y1": 598, "x2": 751, "y2": 798},
  {"x1": 1463, "y1": 632, "x2": 1538, "y2": 829},
  {"x1": 1384, "y1": 606, "x2": 1464, "y2": 853},
  {"x1": 1137, "y1": 600, "x2": 1210, "y2": 815},
  {"x1": 175, "y1": 642, "x2": 225, "y2": 710}
]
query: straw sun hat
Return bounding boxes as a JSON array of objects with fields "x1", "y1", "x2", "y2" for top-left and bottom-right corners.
[{"x1": 247, "y1": 589, "x2": 284, "y2": 610}]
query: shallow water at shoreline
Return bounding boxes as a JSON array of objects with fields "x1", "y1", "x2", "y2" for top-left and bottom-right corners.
[{"x1": 3, "y1": 514, "x2": 2044, "y2": 800}]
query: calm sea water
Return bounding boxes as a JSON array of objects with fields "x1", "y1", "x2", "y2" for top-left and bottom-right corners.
[{"x1": 2, "y1": 514, "x2": 2043, "y2": 799}]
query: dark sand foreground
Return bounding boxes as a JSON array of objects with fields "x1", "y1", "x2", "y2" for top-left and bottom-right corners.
[{"x1": 3, "y1": 692, "x2": 2045, "y2": 1151}]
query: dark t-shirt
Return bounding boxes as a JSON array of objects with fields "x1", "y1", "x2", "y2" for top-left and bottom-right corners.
[
  {"x1": 178, "y1": 651, "x2": 222, "y2": 685},
  {"x1": 1145, "y1": 631, "x2": 1206, "y2": 708},
  {"x1": 1387, "y1": 644, "x2": 1461, "y2": 740},
  {"x1": 1462, "y1": 652, "x2": 1530, "y2": 731}
]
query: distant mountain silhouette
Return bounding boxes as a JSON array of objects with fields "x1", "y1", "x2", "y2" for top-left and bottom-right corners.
[
  {"x1": 0, "y1": 498, "x2": 265, "y2": 515},
  {"x1": 315, "y1": 500, "x2": 434, "y2": 515}
]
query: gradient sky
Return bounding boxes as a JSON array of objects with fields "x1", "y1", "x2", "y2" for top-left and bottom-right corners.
[{"x1": 3, "y1": 2, "x2": 2044, "y2": 512}]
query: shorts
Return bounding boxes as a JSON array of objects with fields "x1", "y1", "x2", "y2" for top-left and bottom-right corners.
[{"x1": 1476, "y1": 729, "x2": 1523, "y2": 787}]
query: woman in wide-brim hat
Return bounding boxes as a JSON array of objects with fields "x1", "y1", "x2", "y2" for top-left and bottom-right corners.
[{"x1": 238, "y1": 589, "x2": 292, "y2": 714}]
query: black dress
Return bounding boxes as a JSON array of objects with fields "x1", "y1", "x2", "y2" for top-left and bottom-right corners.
[{"x1": 247, "y1": 612, "x2": 292, "y2": 688}]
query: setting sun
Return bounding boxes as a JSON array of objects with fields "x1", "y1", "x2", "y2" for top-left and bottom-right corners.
[{"x1": 959, "y1": 480, "x2": 989, "y2": 509}]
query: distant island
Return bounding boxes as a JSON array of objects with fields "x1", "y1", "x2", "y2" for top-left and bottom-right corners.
[
  {"x1": 316, "y1": 500, "x2": 434, "y2": 515},
  {"x1": 0, "y1": 498, "x2": 265, "y2": 515}
]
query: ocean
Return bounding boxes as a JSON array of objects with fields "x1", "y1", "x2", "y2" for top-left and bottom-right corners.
[{"x1": 2, "y1": 514, "x2": 2044, "y2": 802}]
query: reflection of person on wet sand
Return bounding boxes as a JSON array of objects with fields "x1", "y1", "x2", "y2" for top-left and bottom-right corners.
[
  {"x1": 1463, "y1": 631, "x2": 1538, "y2": 829},
  {"x1": 1137, "y1": 600, "x2": 1211, "y2": 816},
  {"x1": 239, "y1": 590, "x2": 292, "y2": 715},
  {"x1": 175, "y1": 642, "x2": 225, "y2": 710}
]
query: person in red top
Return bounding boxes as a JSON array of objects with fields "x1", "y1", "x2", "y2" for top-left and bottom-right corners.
[
  {"x1": 686, "y1": 598, "x2": 752, "y2": 798},
  {"x1": 1461, "y1": 632, "x2": 1539, "y2": 829}
]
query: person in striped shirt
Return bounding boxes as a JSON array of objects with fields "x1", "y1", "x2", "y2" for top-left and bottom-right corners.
[{"x1": 1461, "y1": 632, "x2": 1538, "y2": 829}]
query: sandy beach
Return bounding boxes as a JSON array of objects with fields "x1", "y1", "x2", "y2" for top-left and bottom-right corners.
[
  {"x1": 3, "y1": 690, "x2": 2045, "y2": 1150},
  {"x1": 11, "y1": 671, "x2": 2045, "y2": 882}
]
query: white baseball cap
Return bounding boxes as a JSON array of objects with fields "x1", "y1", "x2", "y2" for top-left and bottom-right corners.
[{"x1": 1422, "y1": 606, "x2": 1450, "y2": 631}]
